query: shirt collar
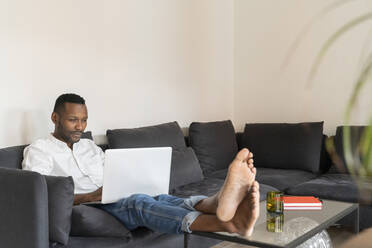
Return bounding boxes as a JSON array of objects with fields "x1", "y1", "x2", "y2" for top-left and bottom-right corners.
[{"x1": 48, "y1": 133, "x2": 78, "y2": 150}]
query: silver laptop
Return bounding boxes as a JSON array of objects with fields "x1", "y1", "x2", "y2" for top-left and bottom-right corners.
[{"x1": 98, "y1": 147, "x2": 172, "y2": 204}]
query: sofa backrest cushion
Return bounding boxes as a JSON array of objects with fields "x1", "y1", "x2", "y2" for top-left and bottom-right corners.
[
  {"x1": 107, "y1": 122, "x2": 203, "y2": 188},
  {"x1": 0, "y1": 132, "x2": 93, "y2": 170},
  {"x1": 81, "y1": 131, "x2": 93, "y2": 140},
  {"x1": 319, "y1": 135, "x2": 332, "y2": 173},
  {"x1": 329, "y1": 126, "x2": 366, "y2": 174},
  {"x1": 0, "y1": 145, "x2": 27, "y2": 169},
  {"x1": 106, "y1": 122, "x2": 186, "y2": 150},
  {"x1": 45, "y1": 175, "x2": 74, "y2": 245},
  {"x1": 241, "y1": 122, "x2": 324, "y2": 173},
  {"x1": 189, "y1": 120, "x2": 238, "y2": 176},
  {"x1": 169, "y1": 147, "x2": 204, "y2": 191},
  {"x1": 70, "y1": 205, "x2": 131, "y2": 239},
  {"x1": 238, "y1": 133, "x2": 331, "y2": 173}
]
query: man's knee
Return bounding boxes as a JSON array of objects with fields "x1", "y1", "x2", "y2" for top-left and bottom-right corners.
[
  {"x1": 127, "y1": 193, "x2": 154, "y2": 209},
  {"x1": 154, "y1": 194, "x2": 171, "y2": 201}
]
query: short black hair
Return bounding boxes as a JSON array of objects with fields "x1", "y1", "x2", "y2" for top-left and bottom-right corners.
[{"x1": 53, "y1": 93, "x2": 85, "y2": 114}]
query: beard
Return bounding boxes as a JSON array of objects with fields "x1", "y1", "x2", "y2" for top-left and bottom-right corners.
[{"x1": 56, "y1": 121, "x2": 83, "y2": 144}]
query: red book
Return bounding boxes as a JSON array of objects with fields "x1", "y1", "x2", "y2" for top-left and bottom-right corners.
[{"x1": 283, "y1": 196, "x2": 322, "y2": 210}]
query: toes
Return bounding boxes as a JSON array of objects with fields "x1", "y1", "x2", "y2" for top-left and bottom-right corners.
[
  {"x1": 251, "y1": 167, "x2": 257, "y2": 176},
  {"x1": 251, "y1": 181, "x2": 259, "y2": 192},
  {"x1": 247, "y1": 162, "x2": 254, "y2": 169},
  {"x1": 236, "y1": 148, "x2": 250, "y2": 162},
  {"x1": 248, "y1": 152, "x2": 253, "y2": 159},
  {"x1": 251, "y1": 192, "x2": 259, "y2": 202},
  {"x1": 251, "y1": 186, "x2": 258, "y2": 193}
]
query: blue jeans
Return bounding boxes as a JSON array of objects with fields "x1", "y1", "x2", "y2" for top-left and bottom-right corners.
[{"x1": 94, "y1": 194, "x2": 207, "y2": 234}]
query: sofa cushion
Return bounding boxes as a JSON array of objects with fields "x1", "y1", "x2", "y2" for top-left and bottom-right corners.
[
  {"x1": 169, "y1": 147, "x2": 204, "y2": 191},
  {"x1": 106, "y1": 122, "x2": 186, "y2": 150},
  {"x1": 207, "y1": 168, "x2": 229, "y2": 180},
  {"x1": 189, "y1": 120, "x2": 238, "y2": 176},
  {"x1": 172, "y1": 176, "x2": 277, "y2": 202},
  {"x1": 0, "y1": 145, "x2": 27, "y2": 169},
  {"x1": 255, "y1": 168, "x2": 317, "y2": 191},
  {"x1": 241, "y1": 122, "x2": 324, "y2": 173},
  {"x1": 207, "y1": 168, "x2": 311, "y2": 197},
  {"x1": 285, "y1": 174, "x2": 358, "y2": 203},
  {"x1": 172, "y1": 177, "x2": 225, "y2": 198},
  {"x1": 45, "y1": 175, "x2": 75, "y2": 245},
  {"x1": 70, "y1": 205, "x2": 131, "y2": 239},
  {"x1": 81, "y1": 131, "x2": 93, "y2": 140},
  {"x1": 0, "y1": 132, "x2": 93, "y2": 170},
  {"x1": 329, "y1": 126, "x2": 366, "y2": 174},
  {"x1": 319, "y1": 135, "x2": 332, "y2": 173}
]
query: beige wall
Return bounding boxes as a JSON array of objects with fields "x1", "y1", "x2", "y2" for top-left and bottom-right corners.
[
  {"x1": 2, "y1": 0, "x2": 371, "y2": 148},
  {"x1": 0, "y1": 0, "x2": 234, "y2": 147},
  {"x1": 234, "y1": 0, "x2": 372, "y2": 135}
]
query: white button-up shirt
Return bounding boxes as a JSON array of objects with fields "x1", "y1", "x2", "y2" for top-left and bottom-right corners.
[{"x1": 22, "y1": 134, "x2": 104, "y2": 194}]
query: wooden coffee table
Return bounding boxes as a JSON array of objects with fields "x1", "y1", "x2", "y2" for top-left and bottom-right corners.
[{"x1": 184, "y1": 199, "x2": 359, "y2": 248}]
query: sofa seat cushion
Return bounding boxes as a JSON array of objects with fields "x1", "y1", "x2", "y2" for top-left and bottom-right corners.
[
  {"x1": 255, "y1": 168, "x2": 317, "y2": 191},
  {"x1": 285, "y1": 174, "x2": 358, "y2": 203},
  {"x1": 70, "y1": 205, "x2": 132, "y2": 239},
  {"x1": 188, "y1": 120, "x2": 238, "y2": 176},
  {"x1": 241, "y1": 122, "x2": 324, "y2": 173},
  {"x1": 172, "y1": 177, "x2": 278, "y2": 202},
  {"x1": 207, "y1": 168, "x2": 229, "y2": 179},
  {"x1": 171, "y1": 177, "x2": 224, "y2": 198}
]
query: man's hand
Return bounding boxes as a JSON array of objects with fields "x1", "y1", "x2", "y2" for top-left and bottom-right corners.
[
  {"x1": 73, "y1": 187, "x2": 102, "y2": 205},
  {"x1": 89, "y1": 187, "x2": 102, "y2": 201}
]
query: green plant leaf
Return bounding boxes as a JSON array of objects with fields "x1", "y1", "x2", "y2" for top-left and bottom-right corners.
[{"x1": 361, "y1": 113, "x2": 372, "y2": 175}]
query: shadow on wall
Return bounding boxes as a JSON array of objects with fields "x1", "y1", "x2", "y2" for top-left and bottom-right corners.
[{"x1": 2, "y1": 109, "x2": 51, "y2": 147}]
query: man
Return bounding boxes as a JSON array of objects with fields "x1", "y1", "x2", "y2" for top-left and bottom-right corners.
[{"x1": 22, "y1": 93, "x2": 260, "y2": 236}]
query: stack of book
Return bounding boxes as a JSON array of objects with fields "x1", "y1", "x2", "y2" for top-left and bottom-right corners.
[{"x1": 283, "y1": 196, "x2": 323, "y2": 210}]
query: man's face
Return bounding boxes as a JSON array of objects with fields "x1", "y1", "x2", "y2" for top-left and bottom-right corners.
[{"x1": 52, "y1": 103, "x2": 88, "y2": 145}]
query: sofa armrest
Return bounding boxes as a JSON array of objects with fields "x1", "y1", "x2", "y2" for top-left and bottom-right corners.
[{"x1": 0, "y1": 167, "x2": 49, "y2": 248}]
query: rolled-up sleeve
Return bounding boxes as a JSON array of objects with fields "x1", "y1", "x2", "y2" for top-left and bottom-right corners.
[{"x1": 22, "y1": 144, "x2": 53, "y2": 175}]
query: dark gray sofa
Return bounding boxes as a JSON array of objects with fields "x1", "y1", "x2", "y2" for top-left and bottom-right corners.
[
  {"x1": 284, "y1": 125, "x2": 372, "y2": 230},
  {"x1": 0, "y1": 121, "x2": 369, "y2": 248}
]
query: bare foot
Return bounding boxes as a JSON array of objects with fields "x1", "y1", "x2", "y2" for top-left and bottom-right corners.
[
  {"x1": 230, "y1": 181, "x2": 260, "y2": 237},
  {"x1": 216, "y1": 148, "x2": 256, "y2": 222}
]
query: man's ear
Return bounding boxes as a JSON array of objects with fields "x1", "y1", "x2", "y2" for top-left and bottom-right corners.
[{"x1": 51, "y1": 112, "x2": 58, "y2": 125}]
